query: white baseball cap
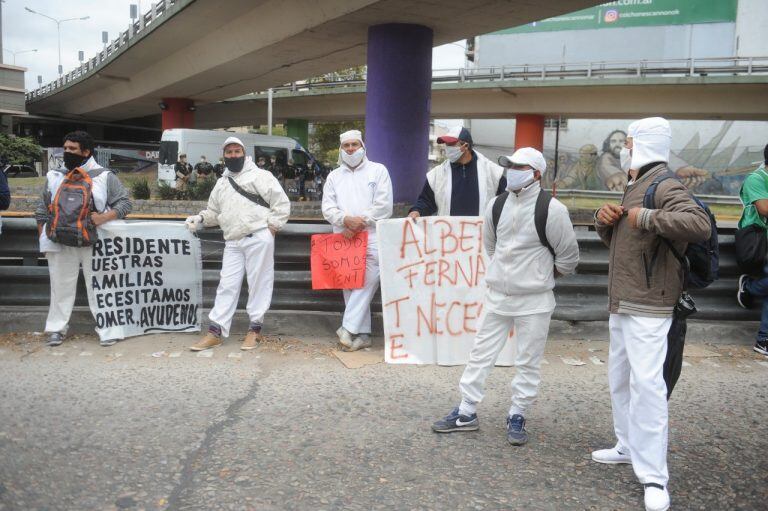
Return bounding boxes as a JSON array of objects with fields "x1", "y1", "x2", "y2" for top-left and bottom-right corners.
[{"x1": 498, "y1": 147, "x2": 547, "y2": 174}]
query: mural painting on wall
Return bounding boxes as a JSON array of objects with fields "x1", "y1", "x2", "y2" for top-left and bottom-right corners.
[{"x1": 544, "y1": 122, "x2": 762, "y2": 196}]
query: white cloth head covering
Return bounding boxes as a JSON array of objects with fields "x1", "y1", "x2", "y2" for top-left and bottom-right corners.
[
  {"x1": 498, "y1": 147, "x2": 547, "y2": 175},
  {"x1": 339, "y1": 130, "x2": 364, "y2": 146},
  {"x1": 627, "y1": 117, "x2": 671, "y2": 170},
  {"x1": 338, "y1": 129, "x2": 365, "y2": 166},
  {"x1": 222, "y1": 136, "x2": 246, "y2": 152}
]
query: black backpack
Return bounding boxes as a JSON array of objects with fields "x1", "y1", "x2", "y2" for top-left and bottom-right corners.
[
  {"x1": 643, "y1": 171, "x2": 719, "y2": 290},
  {"x1": 734, "y1": 169, "x2": 768, "y2": 275},
  {"x1": 491, "y1": 189, "x2": 554, "y2": 255}
]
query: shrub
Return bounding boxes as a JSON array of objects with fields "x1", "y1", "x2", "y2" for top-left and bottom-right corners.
[
  {"x1": 157, "y1": 180, "x2": 179, "y2": 200},
  {"x1": 129, "y1": 177, "x2": 151, "y2": 200},
  {"x1": 188, "y1": 176, "x2": 216, "y2": 201}
]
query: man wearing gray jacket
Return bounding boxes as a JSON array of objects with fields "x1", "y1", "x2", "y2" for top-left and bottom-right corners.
[
  {"x1": 592, "y1": 117, "x2": 711, "y2": 511},
  {"x1": 432, "y1": 147, "x2": 579, "y2": 446},
  {"x1": 35, "y1": 131, "x2": 132, "y2": 347}
]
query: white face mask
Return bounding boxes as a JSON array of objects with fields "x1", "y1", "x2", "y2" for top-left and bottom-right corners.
[
  {"x1": 506, "y1": 169, "x2": 535, "y2": 191},
  {"x1": 445, "y1": 145, "x2": 464, "y2": 163},
  {"x1": 619, "y1": 147, "x2": 632, "y2": 172},
  {"x1": 341, "y1": 147, "x2": 365, "y2": 168}
]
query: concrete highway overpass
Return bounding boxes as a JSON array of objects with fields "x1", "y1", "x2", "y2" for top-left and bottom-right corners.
[
  {"x1": 195, "y1": 70, "x2": 768, "y2": 128},
  {"x1": 25, "y1": 0, "x2": 600, "y2": 122}
]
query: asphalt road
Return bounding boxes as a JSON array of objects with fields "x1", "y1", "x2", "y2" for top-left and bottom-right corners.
[{"x1": 0, "y1": 331, "x2": 766, "y2": 511}]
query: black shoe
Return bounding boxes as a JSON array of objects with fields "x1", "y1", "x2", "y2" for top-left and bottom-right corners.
[
  {"x1": 737, "y1": 275, "x2": 753, "y2": 309},
  {"x1": 46, "y1": 332, "x2": 64, "y2": 347},
  {"x1": 754, "y1": 339, "x2": 768, "y2": 356}
]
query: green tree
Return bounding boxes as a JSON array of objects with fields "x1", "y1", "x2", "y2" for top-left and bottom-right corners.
[
  {"x1": 311, "y1": 121, "x2": 365, "y2": 167},
  {"x1": 0, "y1": 134, "x2": 42, "y2": 165}
]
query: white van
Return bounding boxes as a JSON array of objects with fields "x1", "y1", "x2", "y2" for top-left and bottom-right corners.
[{"x1": 157, "y1": 129, "x2": 319, "y2": 187}]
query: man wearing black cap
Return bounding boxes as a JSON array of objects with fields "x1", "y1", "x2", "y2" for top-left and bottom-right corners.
[{"x1": 408, "y1": 126, "x2": 506, "y2": 218}]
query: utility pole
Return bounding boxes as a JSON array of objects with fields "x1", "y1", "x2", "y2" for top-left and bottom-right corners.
[{"x1": 24, "y1": 7, "x2": 89, "y2": 76}]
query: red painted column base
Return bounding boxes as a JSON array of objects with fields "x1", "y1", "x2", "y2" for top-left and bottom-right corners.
[
  {"x1": 514, "y1": 114, "x2": 545, "y2": 151},
  {"x1": 161, "y1": 98, "x2": 195, "y2": 130}
]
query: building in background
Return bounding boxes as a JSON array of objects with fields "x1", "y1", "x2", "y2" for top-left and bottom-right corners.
[
  {"x1": 0, "y1": 63, "x2": 27, "y2": 135},
  {"x1": 467, "y1": 0, "x2": 767, "y2": 195}
]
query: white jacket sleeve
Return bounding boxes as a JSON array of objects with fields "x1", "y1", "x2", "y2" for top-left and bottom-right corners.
[
  {"x1": 362, "y1": 166, "x2": 393, "y2": 226},
  {"x1": 199, "y1": 181, "x2": 222, "y2": 227},
  {"x1": 262, "y1": 174, "x2": 290, "y2": 231},
  {"x1": 483, "y1": 199, "x2": 496, "y2": 258},
  {"x1": 547, "y1": 201, "x2": 580, "y2": 276},
  {"x1": 321, "y1": 173, "x2": 346, "y2": 228}
]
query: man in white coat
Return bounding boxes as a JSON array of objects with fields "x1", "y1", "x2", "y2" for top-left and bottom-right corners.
[
  {"x1": 322, "y1": 130, "x2": 393, "y2": 351},
  {"x1": 408, "y1": 126, "x2": 505, "y2": 218},
  {"x1": 185, "y1": 136, "x2": 290, "y2": 351},
  {"x1": 432, "y1": 147, "x2": 579, "y2": 446},
  {"x1": 35, "y1": 131, "x2": 133, "y2": 348}
]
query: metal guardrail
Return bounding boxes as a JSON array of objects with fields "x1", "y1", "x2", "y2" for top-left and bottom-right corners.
[
  {"x1": 554, "y1": 189, "x2": 744, "y2": 206},
  {"x1": 26, "y1": 0, "x2": 182, "y2": 101},
  {"x1": 0, "y1": 218, "x2": 756, "y2": 322},
  {"x1": 248, "y1": 56, "x2": 768, "y2": 96}
]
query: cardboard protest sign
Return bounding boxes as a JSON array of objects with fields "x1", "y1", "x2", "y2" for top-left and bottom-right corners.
[
  {"x1": 378, "y1": 217, "x2": 516, "y2": 366},
  {"x1": 310, "y1": 231, "x2": 368, "y2": 290},
  {"x1": 86, "y1": 221, "x2": 202, "y2": 340}
]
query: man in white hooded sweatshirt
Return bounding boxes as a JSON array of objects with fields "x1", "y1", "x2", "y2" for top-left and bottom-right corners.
[
  {"x1": 185, "y1": 136, "x2": 290, "y2": 351},
  {"x1": 593, "y1": 118, "x2": 711, "y2": 511},
  {"x1": 432, "y1": 147, "x2": 579, "y2": 446},
  {"x1": 322, "y1": 130, "x2": 393, "y2": 351}
]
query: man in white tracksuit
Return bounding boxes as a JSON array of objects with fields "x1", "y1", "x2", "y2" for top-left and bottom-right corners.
[
  {"x1": 593, "y1": 118, "x2": 711, "y2": 511},
  {"x1": 432, "y1": 147, "x2": 579, "y2": 445},
  {"x1": 35, "y1": 131, "x2": 133, "y2": 348},
  {"x1": 408, "y1": 126, "x2": 505, "y2": 218},
  {"x1": 321, "y1": 130, "x2": 393, "y2": 351},
  {"x1": 185, "y1": 136, "x2": 290, "y2": 351}
]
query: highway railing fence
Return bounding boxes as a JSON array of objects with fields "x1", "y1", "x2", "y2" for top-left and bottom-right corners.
[{"x1": 0, "y1": 218, "x2": 755, "y2": 322}]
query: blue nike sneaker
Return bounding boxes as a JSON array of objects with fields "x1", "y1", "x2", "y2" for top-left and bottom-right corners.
[
  {"x1": 506, "y1": 414, "x2": 528, "y2": 445},
  {"x1": 431, "y1": 407, "x2": 479, "y2": 433}
]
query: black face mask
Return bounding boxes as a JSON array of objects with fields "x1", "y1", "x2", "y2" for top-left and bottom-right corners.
[
  {"x1": 224, "y1": 156, "x2": 245, "y2": 173},
  {"x1": 63, "y1": 152, "x2": 88, "y2": 171}
]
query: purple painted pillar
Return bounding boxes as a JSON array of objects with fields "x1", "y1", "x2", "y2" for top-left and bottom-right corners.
[{"x1": 365, "y1": 24, "x2": 433, "y2": 204}]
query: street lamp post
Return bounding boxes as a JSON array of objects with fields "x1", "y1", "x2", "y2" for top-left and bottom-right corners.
[
  {"x1": 3, "y1": 48, "x2": 37, "y2": 65},
  {"x1": 24, "y1": 7, "x2": 89, "y2": 76}
]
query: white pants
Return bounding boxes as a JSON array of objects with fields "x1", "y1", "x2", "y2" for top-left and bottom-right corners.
[
  {"x1": 208, "y1": 229, "x2": 275, "y2": 338},
  {"x1": 459, "y1": 310, "x2": 552, "y2": 417},
  {"x1": 45, "y1": 246, "x2": 95, "y2": 335},
  {"x1": 341, "y1": 239, "x2": 379, "y2": 335},
  {"x1": 608, "y1": 313, "x2": 672, "y2": 487}
]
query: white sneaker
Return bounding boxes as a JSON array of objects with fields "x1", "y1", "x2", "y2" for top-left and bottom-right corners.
[
  {"x1": 336, "y1": 327, "x2": 354, "y2": 348},
  {"x1": 591, "y1": 446, "x2": 632, "y2": 464},
  {"x1": 644, "y1": 484, "x2": 670, "y2": 511},
  {"x1": 347, "y1": 334, "x2": 372, "y2": 352}
]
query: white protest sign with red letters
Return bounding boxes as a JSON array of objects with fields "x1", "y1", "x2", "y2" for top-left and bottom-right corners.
[{"x1": 377, "y1": 217, "x2": 516, "y2": 365}]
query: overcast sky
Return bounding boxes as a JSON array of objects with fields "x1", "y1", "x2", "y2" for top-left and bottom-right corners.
[{"x1": 2, "y1": 0, "x2": 468, "y2": 92}]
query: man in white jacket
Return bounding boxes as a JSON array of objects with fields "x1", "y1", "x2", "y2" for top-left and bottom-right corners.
[
  {"x1": 322, "y1": 130, "x2": 393, "y2": 351},
  {"x1": 185, "y1": 136, "x2": 290, "y2": 351},
  {"x1": 408, "y1": 126, "x2": 505, "y2": 218},
  {"x1": 432, "y1": 147, "x2": 579, "y2": 446}
]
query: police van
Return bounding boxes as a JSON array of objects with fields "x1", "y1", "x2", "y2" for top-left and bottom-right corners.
[{"x1": 158, "y1": 129, "x2": 321, "y2": 193}]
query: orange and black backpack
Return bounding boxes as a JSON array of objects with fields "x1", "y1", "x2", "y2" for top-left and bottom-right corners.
[{"x1": 46, "y1": 167, "x2": 104, "y2": 247}]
